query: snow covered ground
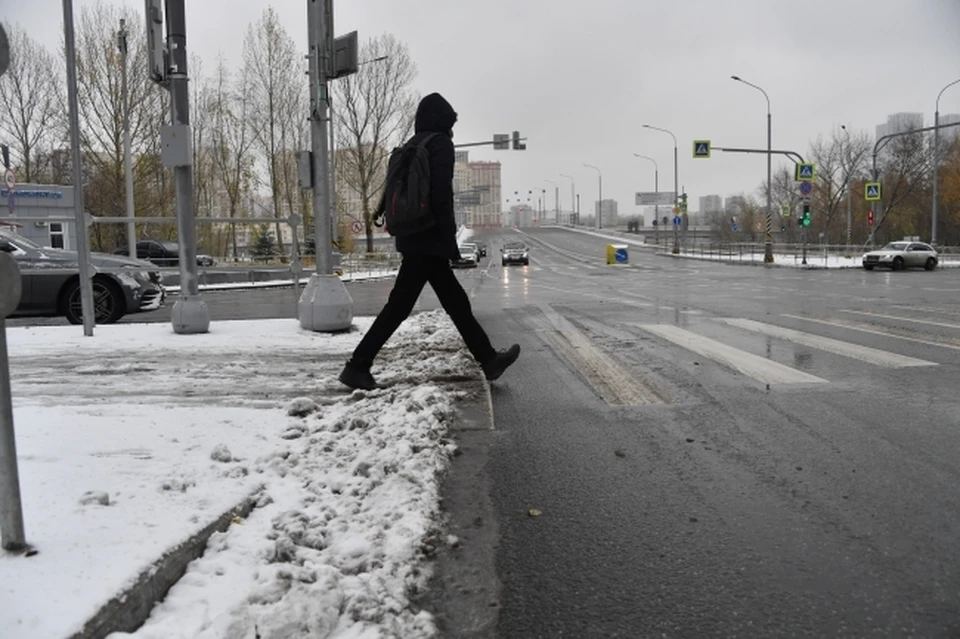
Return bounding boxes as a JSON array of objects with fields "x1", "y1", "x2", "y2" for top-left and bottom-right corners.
[
  {"x1": 666, "y1": 249, "x2": 960, "y2": 269},
  {"x1": 1, "y1": 310, "x2": 481, "y2": 639}
]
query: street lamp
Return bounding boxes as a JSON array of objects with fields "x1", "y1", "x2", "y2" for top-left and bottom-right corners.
[
  {"x1": 933, "y1": 78, "x2": 960, "y2": 246},
  {"x1": 544, "y1": 179, "x2": 558, "y2": 223},
  {"x1": 731, "y1": 75, "x2": 774, "y2": 263},
  {"x1": 583, "y1": 164, "x2": 602, "y2": 229},
  {"x1": 642, "y1": 124, "x2": 680, "y2": 253},
  {"x1": 841, "y1": 125, "x2": 853, "y2": 253},
  {"x1": 633, "y1": 153, "x2": 659, "y2": 237},
  {"x1": 117, "y1": 19, "x2": 136, "y2": 259},
  {"x1": 560, "y1": 174, "x2": 575, "y2": 225}
]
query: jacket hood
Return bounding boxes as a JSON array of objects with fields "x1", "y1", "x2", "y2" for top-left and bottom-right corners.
[{"x1": 415, "y1": 93, "x2": 458, "y2": 134}]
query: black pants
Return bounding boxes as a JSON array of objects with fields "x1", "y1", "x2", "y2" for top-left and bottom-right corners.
[{"x1": 351, "y1": 254, "x2": 496, "y2": 367}]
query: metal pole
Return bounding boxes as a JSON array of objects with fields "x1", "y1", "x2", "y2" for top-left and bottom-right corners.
[
  {"x1": 119, "y1": 19, "x2": 136, "y2": 259},
  {"x1": 730, "y1": 77, "x2": 773, "y2": 262},
  {"x1": 165, "y1": 0, "x2": 209, "y2": 334},
  {"x1": 0, "y1": 315, "x2": 25, "y2": 551},
  {"x1": 933, "y1": 79, "x2": 960, "y2": 246},
  {"x1": 584, "y1": 164, "x2": 601, "y2": 229},
  {"x1": 765, "y1": 109, "x2": 773, "y2": 262},
  {"x1": 63, "y1": 0, "x2": 96, "y2": 337},
  {"x1": 842, "y1": 125, "x2": 852, "y2": 253},
  {"x1": 309, "y1": 0, "x2": 332, "y2": 275},
  {"x1": 561, "y1": 174, "x2": 574, "y2": 225}
]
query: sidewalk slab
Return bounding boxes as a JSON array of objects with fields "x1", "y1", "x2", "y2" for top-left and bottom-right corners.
[{"x1": 2, "y1": 310, "x2": 482, "y2": 639}]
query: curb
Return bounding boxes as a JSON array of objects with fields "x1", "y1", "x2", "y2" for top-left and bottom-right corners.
[
  {"x1": 71, "y1": 490, "x2": 261, "y2": 639},
  {"x1": 420, "y1": 379, "x2": 501, "y2": 638}
]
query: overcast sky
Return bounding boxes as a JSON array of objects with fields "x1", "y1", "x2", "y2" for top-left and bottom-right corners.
[{"x1": 8, "y1": 0, "x2": 960, "y2": 214}]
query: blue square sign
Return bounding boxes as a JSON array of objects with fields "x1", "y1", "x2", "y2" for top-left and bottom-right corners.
[{"x1": 673, "y1": 216, "x2": 682, "y2": 226}]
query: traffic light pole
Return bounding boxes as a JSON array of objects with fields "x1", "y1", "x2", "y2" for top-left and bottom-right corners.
[{"x1": 870, "y1": 121, "x2": 960, "y2": 246}]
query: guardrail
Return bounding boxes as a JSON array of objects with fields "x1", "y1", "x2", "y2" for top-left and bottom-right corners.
[{"x1": 666, "y1": 242, "x2": 960, "y2": 267}]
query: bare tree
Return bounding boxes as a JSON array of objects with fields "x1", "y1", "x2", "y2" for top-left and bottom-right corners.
[
  {"x1": 210, "y1": 56, "x2": 257, "y2": 260},
  {"x1": 72, "y1": 1, "x2": 163, "y2": 249},
  {"x1": 332, "y1": 34, "x2": 419, "y2": 252},
  {"x1": 805, "y1": 127, "x2": 871, "y2": 242},
  {"x1": 244, "y1": 8, "x2": 301, "y2": 255},
  {"x1": 872, "y1": 129, "x2": 931, "y2": 243},
  {"x1": 0, "y1": 22, "x2": 60, "y2": 182}
]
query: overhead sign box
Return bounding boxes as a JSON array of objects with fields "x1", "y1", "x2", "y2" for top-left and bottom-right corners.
[{"x1": 635, "y1": 191, "x2": 676, "y2": 206}]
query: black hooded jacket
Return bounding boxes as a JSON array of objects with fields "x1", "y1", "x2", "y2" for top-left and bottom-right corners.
[{"x1": 395, "y1": 93, "x2": 460, "y2": 259}]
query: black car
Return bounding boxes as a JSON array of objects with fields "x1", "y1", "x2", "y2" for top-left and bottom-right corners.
[
  {"x1": 501, "y1": 241, "x2": 529, "y2": 266},
  {"x1": 2, "y1": 231, "x2": 164, "y2": 325},
  {"x1": 115, "y1": 240, "x2": 214, "y2": 267}
]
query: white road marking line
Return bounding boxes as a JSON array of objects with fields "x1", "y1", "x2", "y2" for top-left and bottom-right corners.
[
  {"x1": 717, "y1": 318, "x2": 935, "y2": 368},
  {"x1": 840, "y1": 310, "x2": 960, "y2": 330},
  {"x1": 888, "y1": 304, "x2": 960, "y2": 317},
  {"x1": 634, "y1": 324, "x2": 827, "y2": 385},
  {"x1": 782, "y1": 314, "x2": 960, "y2": 352},
  {"x1": 539, "y1": 305, "x2": 669, "y2": 405}
]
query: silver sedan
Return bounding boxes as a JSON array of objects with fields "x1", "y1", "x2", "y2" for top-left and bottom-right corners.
[{"x1": 862, "y1": 241, "x2": 938, "y2": 271}]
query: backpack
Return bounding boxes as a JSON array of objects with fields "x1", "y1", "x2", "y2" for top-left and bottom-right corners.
[{"x1": 374, "y1": 133, "x2": 439, "y2": 237}]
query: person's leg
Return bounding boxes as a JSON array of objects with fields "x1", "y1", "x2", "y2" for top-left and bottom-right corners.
[
  {"x1": 350, "y1": 255, "x2": 429, "y2": 367},
  {"x1": 426, "y1": 258, "x2": 498, "y2": 365}
]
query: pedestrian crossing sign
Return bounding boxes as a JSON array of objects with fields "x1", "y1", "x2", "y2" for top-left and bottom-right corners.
[
  {"x1": 865, "y1": 182, "x2": 881, "y2": 201},
  {"x1": 795, "y1": 163, "x2": 816, "y2": 181},
  {"x1": 693, "y1": 140, "x2": 711, "y2": 158}
]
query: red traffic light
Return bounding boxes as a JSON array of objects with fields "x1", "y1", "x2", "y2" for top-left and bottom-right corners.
[{"x1": 867, "y1": 210, "x2": 875, "y2": 226}]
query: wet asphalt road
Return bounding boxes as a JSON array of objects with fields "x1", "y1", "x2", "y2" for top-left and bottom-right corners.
[
  {"x1": 15, "y1": 228, "x2": 960, "y2": 636},
  {"x1": 461, "y1": 228, "x2": 960, "y2": 638}
]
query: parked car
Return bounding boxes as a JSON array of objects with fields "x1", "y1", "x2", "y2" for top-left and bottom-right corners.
[
  {"x1": 862, "y1": 241, "x2": 938, "y2": 271},
  {"x1": 2, "y1": 231, "x2": 164, "y2": 325},
  {"x1": 114, "y1": 241, "x2": 214, "y2": 267},
  {"x1": 501, "y1": 241, "x2": 529, "y2": 266},
  {"x1": 452, "y1": 245, "x2": 479, "y2": 268}
]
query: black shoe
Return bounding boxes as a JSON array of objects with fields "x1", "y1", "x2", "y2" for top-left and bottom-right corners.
[
  {"x1": 338, "y1": 361, "x2": 377, "y2": 390},
  {"x1": 482, "y1": 344, "x2": 521, "y2": 381}
]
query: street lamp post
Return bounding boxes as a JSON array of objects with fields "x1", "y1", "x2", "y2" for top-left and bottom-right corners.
[
  {"x1": 933, "y1": 78, "x2": 960, "y2": 247},
  {"x1": 731, "y1": 76, "x2": 774, "y2": 263},
  {"x1": 642, "y1": 125, "x2": 680, "y2": 253},
  {"x1": 841, "y1": 125, "x2": 853, "y2": 255},
  {"x1": 584, "y1": 164, "x2": 602, "y2": 229},
  {"x1": 560, "y1": 174, "x2": 575, "y2": 225},
  {"x1": 545, "y1": 179, "x2": 559, "y2": 223},
  {"x1": 633, "y1": 153, "x2": 659, "y2": 242},
  {"x1": 117, "y1": 19, "x2": 136, "y2": 260}
]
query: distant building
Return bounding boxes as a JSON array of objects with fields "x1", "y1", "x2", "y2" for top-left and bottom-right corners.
[
  {"x1": 724, "y1": 196, "x2": 746, "y2": 215},
  {"x1": 699, "y1": 194, "x2": 722, "y2": 214},
  {"x1": 939, "y1": 114, "x2": 960, "y2": 145},
  {"x1": 466, "y1": 161, "x2": 502, "y2": 228},
  {"x1": 595, "y1": 199, "x2": 619, "y2": 226},
  {"x1": 876, "y1": 112, "x2": 924, "y2": 141}
]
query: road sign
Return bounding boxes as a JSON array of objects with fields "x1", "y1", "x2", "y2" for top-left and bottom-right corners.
[
  {"x1": 652, "y1": 219, "x2": 658, "y2": 226},
  {"x1": 865, "y1": 182, "x2": 881, "y2": 201},
  {"x1": 635, "y1": 191, "x2": 676, "y2": 206},
  {"x1": 350, "y1": 220, "x2": 363, "y2": 234},
  {"x1": 732, "y1": 223, "x2": 739, "y2": 232},
  {"x1": 781, "y1": 203, "x2": 791, "y2": 216},
  {"x1": 3, "y1": 168, "x2": 13, "y2": 190},
  {"x1": 672, "y1": 206, "x2": 680, "y2": 214},
  {"x1": 795, "y1": 163, "x2": 816, "y2": 181},
  {"x1": 799, "y1": 181, "x2": 812, "y2": 196},
  {"x1": 493, "y1": 133, "x2": 509, "y2": 150},
  {"x1": 680, "y1": 201, "x2": 688, "y2": 213},
  {"x1": 693, "y1": 140, "x2": 711, "y2": 158},
  {"x1": 673, "y1": 215, "x2": 682, "y2": 226}
]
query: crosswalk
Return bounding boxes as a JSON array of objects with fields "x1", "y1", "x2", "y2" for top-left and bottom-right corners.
[{"x1": 532, "y1": 304, "x2": 958, "y2": 403}]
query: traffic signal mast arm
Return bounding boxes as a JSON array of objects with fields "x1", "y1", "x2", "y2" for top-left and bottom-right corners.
[
  {"x1": 712, "y1": 146, "x2": 805, "y2": 165},
  {"x1": 456, "y1": 135, "x2": 528, "y2": 149},
  {"x1": 871, "y1": 120, "x2": 960, "y2": 180}
]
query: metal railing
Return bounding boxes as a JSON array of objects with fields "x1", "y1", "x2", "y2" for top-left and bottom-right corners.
[{"x1": 665, "y1": 242, "x2": 960, "y2": 267}]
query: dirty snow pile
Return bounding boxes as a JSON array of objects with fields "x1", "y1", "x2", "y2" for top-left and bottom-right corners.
[{"x1": 1, "y1": 310, "x2": 479, "y2": 639}]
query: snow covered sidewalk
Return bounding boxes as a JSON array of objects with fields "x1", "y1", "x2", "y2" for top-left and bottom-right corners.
[{"x1": 1, "y1": 311, "x2": 485, "y2": 639}]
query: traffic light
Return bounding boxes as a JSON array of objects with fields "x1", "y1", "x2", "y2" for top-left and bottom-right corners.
[
  {"x1": 512, "y1": 131, "x2": 526, "y2": 150},
  {"x1": 801, "y1": 203, "x2": 811, "y2": 227},
  {"x1": 867, "y1": 210, "x2": 875, "y2": 226}
]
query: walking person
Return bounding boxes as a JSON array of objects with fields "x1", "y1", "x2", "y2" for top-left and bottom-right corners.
[{"x1": 338, "y1": 93, "x2": 520, "y2": 391}]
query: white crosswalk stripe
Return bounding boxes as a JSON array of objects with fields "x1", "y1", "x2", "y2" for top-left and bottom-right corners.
[
  {"x1": 717, "y1": 318, "x2": 936, "y2": 368},
  {"x1": 840, "y1": 310, "x2": 960, "y2": 331},
  {"x1": 634, "y1": 324, "x2": 828, "y2": 385},
  {"x1": 782, "y1": 314, "x2": 960, "y2": 352}
]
